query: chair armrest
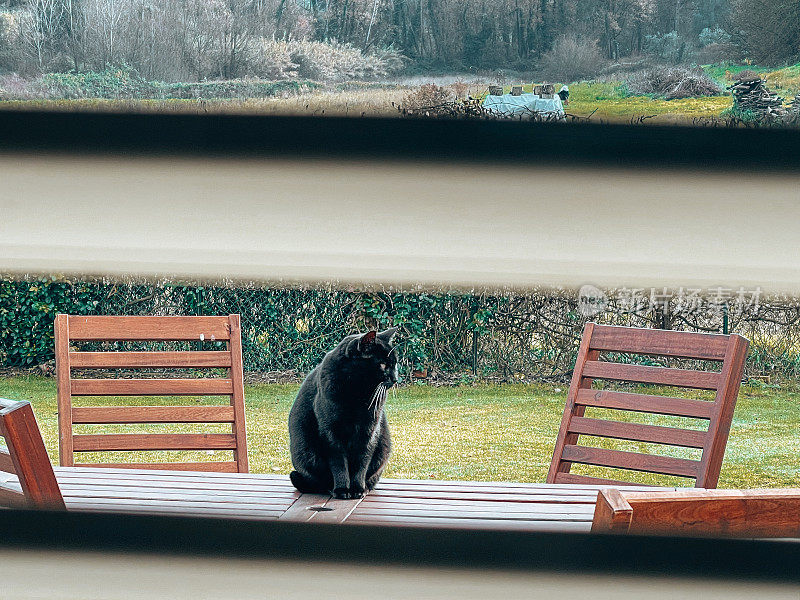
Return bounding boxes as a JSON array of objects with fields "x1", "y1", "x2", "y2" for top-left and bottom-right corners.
[{"x1": 591, "y1": 488, "x2": 633, "y2": 533}]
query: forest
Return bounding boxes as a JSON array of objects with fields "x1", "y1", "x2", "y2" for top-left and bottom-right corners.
[{"x1": 0, "y1": 0, "x2": 798, "y2": 82}]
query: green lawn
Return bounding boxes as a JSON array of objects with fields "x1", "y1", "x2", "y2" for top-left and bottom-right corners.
[
  {"x1": 0, "y1": 376, "x2": 797, "y2": 488},
  {"x1": 484, "y1": 81, "x2": 732, "y2": 124},
  {"x1": 563, "y1": 80, "x2": 733, "y2": 124}
]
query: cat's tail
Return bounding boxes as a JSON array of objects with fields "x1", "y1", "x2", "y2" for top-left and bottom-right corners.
[{"x1": 290, "y1": 470, "x2": 331, "y2": 494}]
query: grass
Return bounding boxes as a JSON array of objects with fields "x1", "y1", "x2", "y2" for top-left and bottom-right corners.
[
  {"x1": 0, "y1": 90, "x2": 409, "y2": 118},
  {"x1": 0, "y1": 93, "x2": 400, "y2": 117},
  {"x1": 0, "y1": 376, "x2": 797, "y2": 488},
  {"x1": 702, "y1": 62, "x2": 774, "y2": 85},
  {"x1": 565, "y1": 81, "x2": 732, "y2": 123},
  {"x1": 764, "y1": 64, "x2": 800, "y2": 98}
]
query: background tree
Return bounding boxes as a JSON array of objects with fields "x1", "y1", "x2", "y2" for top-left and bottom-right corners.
[
  {"x1": 730, "y1": 0, "x2": 800, "y2": 65},
  {"x1": 6, "y1": 0, "x2": 799, "y2": 81}
]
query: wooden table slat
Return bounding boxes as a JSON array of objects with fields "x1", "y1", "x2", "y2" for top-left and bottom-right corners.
[
  {"x1": 68, "y1": 504, "x2": 285, "y2": 518},
  {"x1": 373, "y1": 482, "x2": 635, "y2": 494},
  {"x1": 345, "y1": 516, "x2": 592, "y2": 532},
  {"x1": 375, "y1": 478, "x2": 667, "y2": 491},
  {"x1": 362, "y1": 489, "x2": 606, "y2": 503},
  {"x1": 355, "y1": 501, "x2": 596, "y2": 515},
  {"x1": 70, "y1": 507, "x2": 281, "y2": 521},
  {"x1": 353, "y1": 512, "x2": 592, "y2": 522},
  {"x1": 64, "y1": 496, "x2": 294, "y2": 510},
  {"x1": 54, "y1": 466, "x2": 289, "y2": 478},
  {"x1": 59, "y1": 482, "x2": 297, "y2": 496},
  {"x1": 49, "y1": 467, "x2": 687, "y2": 533},
  {"x1": 278, "y1": 493, "x2": 332, "y2": 522},
  {"x1": 61, "y1": 489, "x2": 298, "y2": 506},
  {"x1": 309, "y1": 497, "x2": 365, "y2": 523},
  {"x1": 56, "y1": 478, "x2": 295, "y2": 490}
]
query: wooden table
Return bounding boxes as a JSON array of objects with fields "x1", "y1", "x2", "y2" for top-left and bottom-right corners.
[{"x1": 50, "y1": 467, "x2": 672, "y2": 532}]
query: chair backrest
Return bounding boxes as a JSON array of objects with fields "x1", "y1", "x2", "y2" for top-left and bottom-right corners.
[
  {"x1": 547, "y1": 323, "x2": 749, "y2": 488},
  {"x1": 0, "y1": 398, "x2": 65, "y2": 510},
  {"x1": 592, "y1": 488, "x2": 800, "y2": 537},
  {"x1": 55, "y1": 314, "x2": 248, "y2": 473}
]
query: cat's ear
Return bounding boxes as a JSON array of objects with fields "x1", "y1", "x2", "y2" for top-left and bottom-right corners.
[
  {"x1": 358, "y1": 331, "x2": 377, "y2": 352},
  {"x1": 377, "y1": 327, "x2": 399, "y2": 344}
]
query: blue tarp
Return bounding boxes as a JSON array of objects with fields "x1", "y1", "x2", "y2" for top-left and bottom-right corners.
[{"x1": 482, "y1": 93, "x2": 565, "y2": 118}]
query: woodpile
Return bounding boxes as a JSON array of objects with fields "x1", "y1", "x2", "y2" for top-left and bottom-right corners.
[
  {"x1": 398, "y1": 96, "x2": 499, "y2": 119},
  {"x1": 728, "y1": 74, "x2": 786, "y2": 119},
  {"x1": 787, "y1": 92, "x2": 800, "y2": 125}
]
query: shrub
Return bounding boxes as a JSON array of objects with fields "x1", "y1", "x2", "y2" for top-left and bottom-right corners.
[
  {"x1": 0, "y1": 72, "x2": 34, "y2": 99},
  {"x1": 372, "y1": 46, "x2": 406, "y2": 74},
  {"x1": 1, "y1": 68, "x2": 160, "y2": 100},
  {"x1": 32, "y1": 67, "x2": 161, "y2": 99},
  {"x1": 400, "y1": 84, "x2": 455, "y2": 111},
  {"x1": 288, "y1": 40, "x2": 390, "y2": 81},
  {"x1": 696, "y1": 28, "x2": 738, "y2": 64},
  {"x1": 244, "y1": 39, "x2": 402, "y2": 83},
  {"x1": 699, "y1": 27, "x2": 732, "y2": 47},
  {"x1": 643, "y1": 31, "x2": 690, "y2": 64},
  {"x1": 0, "y1": 69, "x2": 318, "y2": 101},
  {"x1": 539, "y1": 35, "x2": 605, "y2": 83},
  {"x1": 694, "y1": 42, "x2": 740, "y2": 65},
  {"x1": 449, "y1": 79, "x2": 469, "y2": 99},
  {"x1": 626, "y1": 66, "x2": 722, "y2": 99},
  {"x1": 244, "y1": 39, "x2": 300, "y2": 80}
]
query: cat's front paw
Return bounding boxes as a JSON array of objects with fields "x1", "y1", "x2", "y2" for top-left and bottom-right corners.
[
  {"x1": 349, "y1": 483, "x2": 365, "y2": 499},
  {"x1": 332, "y1": 487, "x2": 351, "y2": 499}
]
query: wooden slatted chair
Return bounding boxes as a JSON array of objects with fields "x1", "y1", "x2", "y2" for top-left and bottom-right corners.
[
  {"x1": 547, "y1": 323, "x2": 749, "y2": 488},
  {"x1": 0, "y1": 398, "x2": 65, "y2": 510},
  {"x1": 55, "y1": 314, "x2": 248, "y2": 473},
  {"x1": 592, "y1": 488, "x2": 800, "y2": 537}
]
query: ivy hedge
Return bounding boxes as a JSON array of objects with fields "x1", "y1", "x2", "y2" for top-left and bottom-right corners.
[
  {"x1": 3, "y1": 276, "x2": 798, "y2": 381},
  {"x1": 0, "y1": 277, "x2": 514, "y2": 377}
]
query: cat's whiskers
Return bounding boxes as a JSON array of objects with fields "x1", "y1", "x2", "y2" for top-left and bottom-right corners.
[
  {"x1": 368, "y1": 388, "x2": 377, "y2": 411},
  {"x1": 370, "y1": 382, "x2": 391, "y2": 416},
  {"x1": 373, "y1": 384, "x2": 388, "y2": 417},
  {"x1": 368, "y1": 382, "x2": 385, "y2": 412}
]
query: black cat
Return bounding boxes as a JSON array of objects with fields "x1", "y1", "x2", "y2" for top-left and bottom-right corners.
[{"x1": 289, "y1": 328, "x2": 398, "y2": 499}]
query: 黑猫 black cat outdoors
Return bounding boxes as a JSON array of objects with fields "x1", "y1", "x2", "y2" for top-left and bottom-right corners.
[{"x1": 288, "y1": 328, "x2": 399, "y2": 499}]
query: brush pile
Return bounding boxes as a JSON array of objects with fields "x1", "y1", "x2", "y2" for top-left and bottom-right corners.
[
  {"x1": 397, "y1": 96, "x2": 500, "y2": 119},
  {"x1": 626, "y1": 66, "x2": 721, "y2": 99},
  {"x1": 728, "y1": 72, "x2": 786, "y2": 120}
]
